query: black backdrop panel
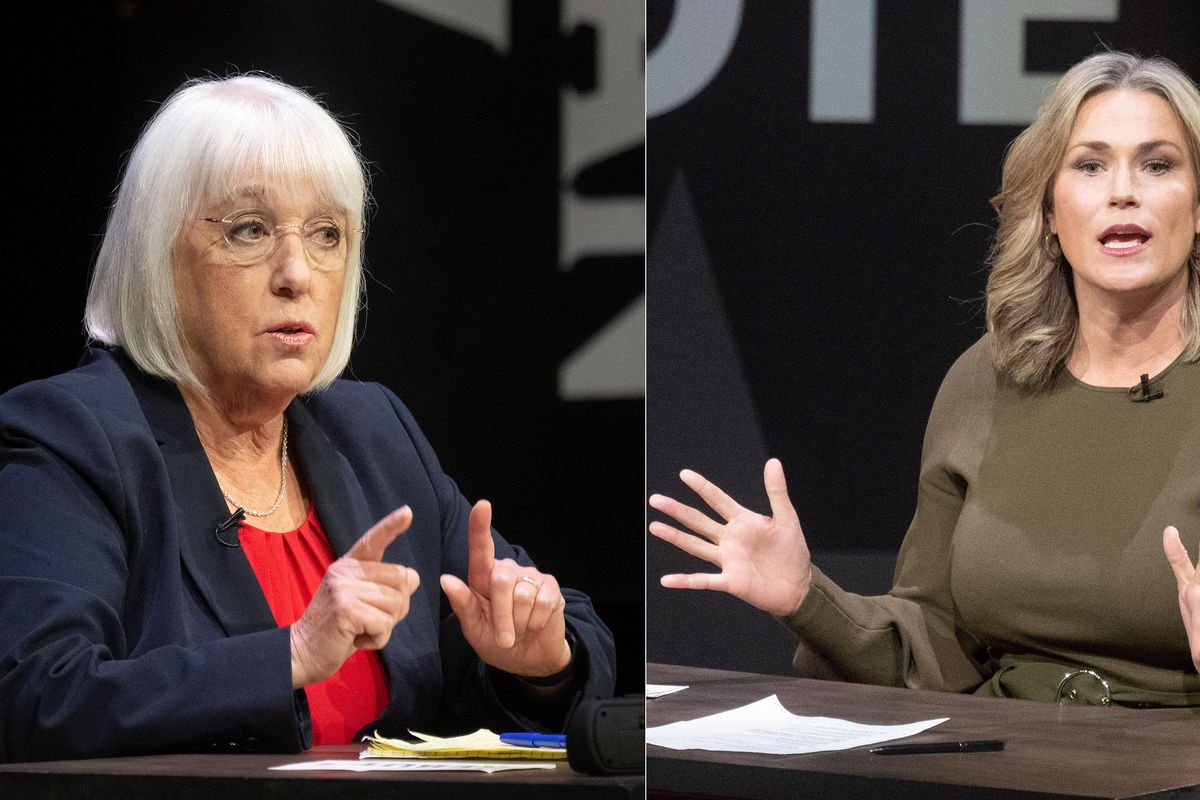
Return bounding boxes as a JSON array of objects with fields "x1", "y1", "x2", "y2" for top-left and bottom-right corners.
[
  {"x1": 6, "y1": 0, "x2": 644, "y2": 696},
  {"x1": 647, "y1": 0, "x2": 1199, "y2": 674}
]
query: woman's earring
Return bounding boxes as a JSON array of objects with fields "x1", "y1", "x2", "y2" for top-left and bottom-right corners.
[{"x1": 1044, "y1": 230, "x2": 1061, "y2": 259}]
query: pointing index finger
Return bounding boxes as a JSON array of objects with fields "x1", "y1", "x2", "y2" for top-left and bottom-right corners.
[
  {"x1": 467, "y1": 500, "x2": 496, "y2": 594},
  {"x1": 348, "y1": 506, "x2": 412, "y2": 562}
]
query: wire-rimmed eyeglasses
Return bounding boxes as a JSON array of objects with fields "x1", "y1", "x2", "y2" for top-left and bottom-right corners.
[{"x1": 199, "y1": 210, "x2": 357, "y2": 270}]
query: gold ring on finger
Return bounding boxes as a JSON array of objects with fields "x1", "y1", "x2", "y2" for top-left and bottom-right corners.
[{"x1": 519, "y1": 575, "x2": 542, "y2": 590}]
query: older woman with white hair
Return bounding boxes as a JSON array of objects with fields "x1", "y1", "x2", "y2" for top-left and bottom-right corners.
[
  {"x1": 651, "y1": 51, "x2": 1199, "y2": 706},
  {"x1": 0, "y1": 75, "x2": 614, "y2": 761}
]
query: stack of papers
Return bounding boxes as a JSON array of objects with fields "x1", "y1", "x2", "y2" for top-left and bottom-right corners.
[
  {"x1": 272, "y1": 759, "x2": 555, "y2": 774},
  {"x1": 362, "y1": 729, "x2": 566, "y2": 760},
  {"x1": 647, "y1": 694, "x2": 948, "y2": 755}
]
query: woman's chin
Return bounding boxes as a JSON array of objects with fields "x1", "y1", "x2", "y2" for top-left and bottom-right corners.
[
  {"x1": 262, "y1": 366, "x2": 318, "y2": 398},
  {"x1": 232, "y1": 359, "x2": 320, "y2": 404},
  {"x1": 1074, "y1": 265, "x2": 1187, "y2": 305}
]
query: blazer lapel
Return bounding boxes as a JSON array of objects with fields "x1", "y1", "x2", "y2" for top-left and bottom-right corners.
[
  {"x1": 287, "y1": 400, "x2": 374, "y2": 557},
  {"x1": 289, "y1": 394, "x2": 433, "y2": 693},
  {"x1": 117, "y1": 353, "x2": 275, "y2": 638}
]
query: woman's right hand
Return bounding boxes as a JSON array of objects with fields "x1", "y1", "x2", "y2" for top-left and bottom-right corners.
[
  {"x1": 289, "y1": 506, "x2": 421, "y2": 688},
  {"x1": 649, "y1": 458, "x2": 812, "y2": 618}
]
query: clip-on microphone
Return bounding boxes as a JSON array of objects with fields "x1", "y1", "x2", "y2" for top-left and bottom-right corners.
[
  {"x1": 1128, "y1": 373, "x2": 1163, "y2": 403},
  {"x1": 214, "y1": 508, "x2": 247, "y2": 548}
]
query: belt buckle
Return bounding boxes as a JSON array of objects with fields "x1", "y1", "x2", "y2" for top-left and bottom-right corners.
[{"x1": 1055, "y1": 669, "x2": 1112, "y2": 707}]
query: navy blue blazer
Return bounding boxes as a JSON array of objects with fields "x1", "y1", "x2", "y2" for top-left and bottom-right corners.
[{"x1": 0, "y1": 348, "x2": 614, "y2": 762}]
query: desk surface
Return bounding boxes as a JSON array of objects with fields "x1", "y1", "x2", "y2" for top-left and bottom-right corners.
[
  {"x1": 0, "y1": 743, "x2": 643, "y2": 800},
  {"x1": 648, "y1": 663, "x2": 1200, "y2": 800}
]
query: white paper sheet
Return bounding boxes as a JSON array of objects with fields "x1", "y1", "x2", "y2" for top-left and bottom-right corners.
[
  {"x1": 270, "y1": 759, "x2": 557, "y2": 773},
  {"x1": 646, "y1": 683, "x2": 688, "y2": 698},
  {"x1": 647, "y1": 694, "x2": 948, "y2": 755}
]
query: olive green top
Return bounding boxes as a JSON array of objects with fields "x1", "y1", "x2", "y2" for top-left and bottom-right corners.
[{"x1": 785, "y1": 336, "x2": 1200, "y2": 706}]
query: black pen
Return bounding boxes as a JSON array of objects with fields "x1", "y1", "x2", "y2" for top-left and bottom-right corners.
[{"x1": 870, "y1": 740, "x2": 1005, "y2": 755}]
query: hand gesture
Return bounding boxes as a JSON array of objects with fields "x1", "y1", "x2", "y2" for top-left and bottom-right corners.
[
  {"x1": 649, "y1": 458, "x2": 812, "y2": 618},
  {"x1": 289, "y1": 506, "x2": 421, "y2": 688},
  {"x1": 1163, "y1": 526, "x2": 1200, "y2": 672},
  {"x1": 440, "y1": 501, "x2": 571, "y2": 678}
]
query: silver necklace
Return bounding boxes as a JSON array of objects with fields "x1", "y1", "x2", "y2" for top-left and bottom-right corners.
[{"x1": 219, "y1": 417, "x2": 288, "y2": 518}]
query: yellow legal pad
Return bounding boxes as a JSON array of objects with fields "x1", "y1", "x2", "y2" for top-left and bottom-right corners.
[{"x1": 362, "y1": 729, "x2": 567, "y2": 760}]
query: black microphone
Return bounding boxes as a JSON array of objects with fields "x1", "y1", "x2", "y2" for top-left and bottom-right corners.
[
  {"x1": 214, "y1": 508, "x2": 246, "y2": 548},
  {"x1": 1128, "y1": 373, "x2": 1164, "y2": 403}
]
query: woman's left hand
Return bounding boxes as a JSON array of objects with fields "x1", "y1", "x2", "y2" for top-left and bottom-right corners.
[
  {"x1": 440, "y1": 501, "x2": 572, "y2": 678},
  {"x1": 1163, "y1": 526, "x2": 1200, "y2": 673}
]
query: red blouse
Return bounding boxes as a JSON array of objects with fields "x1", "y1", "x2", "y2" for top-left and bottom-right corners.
[{"x1": 238, "y1": 506, "x2": 389, "y2": 745}]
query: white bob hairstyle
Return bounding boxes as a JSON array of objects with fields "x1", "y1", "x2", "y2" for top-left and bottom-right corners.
[{"x1": 85, "y1": 74, "x2": 368, "y2": 393}]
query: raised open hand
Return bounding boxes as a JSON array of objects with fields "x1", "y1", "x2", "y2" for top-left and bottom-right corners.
[
  {"x1": 1163, "y1": 526, "x2": 1200, "y2": 673},
  {"x1": 649, "y1": 458, "x2": 812, "y2": 617},
  {"x1": 440, "y1": 501, "x2": 572, "y2": 678},
  {"x1": 289, "y1": 506, "x2": 421, "y2": 688}
]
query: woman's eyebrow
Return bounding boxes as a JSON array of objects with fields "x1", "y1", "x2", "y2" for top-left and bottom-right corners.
[
  {"x1": 1067, "y1": 139, "x2": 1184, "y2": 156},
  {"x1": 229, "y1": 186, "x2": 268, "y2": 201},
  {"x1": 220, "y1": 190, "x2": 346, "y2": 219}
]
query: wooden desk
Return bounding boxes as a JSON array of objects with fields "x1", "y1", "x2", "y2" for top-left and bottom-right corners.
[
  {"x1": 648, "y1": 663, "x2": 1200, "y2": 800},
  {"x1": 0, "y1": 743, "x2": 644, "y2": 799}
]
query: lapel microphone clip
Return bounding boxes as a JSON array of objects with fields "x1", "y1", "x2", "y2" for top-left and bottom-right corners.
[
  {"x1": 1128, "y1": 373, "x2": 1164, "y2": 403},
  {"x1": 214, "y1": 508, "x2": 247, "y2": 548}
]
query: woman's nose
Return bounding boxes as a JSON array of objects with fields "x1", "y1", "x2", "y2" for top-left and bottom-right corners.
[
  {"x1": 269, "y1": 232, "x2": 313, "y2": 297},
  {"x1": 1107, "y1": 166, "x2": 1139, "y2": 209}
]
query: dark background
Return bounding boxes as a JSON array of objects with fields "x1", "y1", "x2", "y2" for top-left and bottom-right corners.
[
  {"x1": 647, "y1": 0, "x2": 1199, "y2": 674},
  {"x1": 6, "y1": 0, "x2": 644, "y2": 696}
]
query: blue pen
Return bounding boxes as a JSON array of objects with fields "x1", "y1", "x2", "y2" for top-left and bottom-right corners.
[{"x1": 499, "y1": 732, "x2": 567, "y2": 748}]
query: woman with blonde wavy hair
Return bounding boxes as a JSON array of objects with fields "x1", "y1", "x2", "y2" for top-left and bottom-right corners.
[
  {"x1": 987, "y1": 51, "x2": 1200, "y2": 391},
  {"x1": 651, "y1": 51, "x2": 1200, "y2": 706}
]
